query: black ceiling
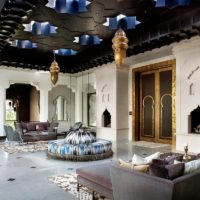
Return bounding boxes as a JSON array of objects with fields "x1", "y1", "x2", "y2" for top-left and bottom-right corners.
[{"x1": 0, "y1": 0, "x2": 200, "y2": 73}]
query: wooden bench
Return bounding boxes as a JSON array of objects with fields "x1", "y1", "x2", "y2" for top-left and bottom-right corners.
[{"x1": 76, "y1": 162, "x2": 113, "y2": 200}]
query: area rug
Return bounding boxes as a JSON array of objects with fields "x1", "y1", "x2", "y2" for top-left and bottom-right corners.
[
  {"x1": 49, "y1": 173, "x2": 109, "y2": 200},
  {"x1": 133, "y1": 141, "x2": 171, "y2": 148},
  {"x1": 0, "y1": 141, "x2": 48, "y2": 154}
]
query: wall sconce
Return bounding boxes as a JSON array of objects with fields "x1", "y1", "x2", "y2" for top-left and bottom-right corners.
[
  {"x1": 50, "y1": 54, "x2": 60, "y2": 85},
  {"x1": 112, "y1": 28, "x2": 128, "y2": 66}
]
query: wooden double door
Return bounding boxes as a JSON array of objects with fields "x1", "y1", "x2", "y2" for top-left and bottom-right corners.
[{"x1": 135, "y1": 66, "x2": 174, "y2": 144}]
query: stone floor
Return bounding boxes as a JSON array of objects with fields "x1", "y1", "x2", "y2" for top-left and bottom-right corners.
[{"x1": 0, "y1": 140, "x2": 171, "y2": 200}]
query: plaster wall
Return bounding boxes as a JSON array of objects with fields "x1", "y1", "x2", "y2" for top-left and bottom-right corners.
[
  {"x1": 48, "y1": 85, "x2": 75, "y2": 133},
  {"x1": 95, "y1": 63, "x2": 129, "y2": 141},
  {"x1": 0, "y1": 67, "x2": 76, "y2": 136},
  {"x1": 173, "y1": 37, "x2": 200, "y2": 153}
]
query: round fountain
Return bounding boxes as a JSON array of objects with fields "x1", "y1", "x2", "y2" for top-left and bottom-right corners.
[{"x1": 47, "y1": 123, "x2": 113, "y2": 161}]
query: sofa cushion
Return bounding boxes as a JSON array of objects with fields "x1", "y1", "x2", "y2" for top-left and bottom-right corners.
[
  {"x1": 149, "y1": 163, "x2": 168, "y2": 178},
  {"x1": 132, "y1": 152, "x2": 160, "y2": 165},
  {"x1": 36, "y1": 124, "x2": 45, "y2": 131},
  {"x1": 150, "y1": 163, "x2": 184, "y2": 180},
  {"x1": 132, "y1": 154, "x2": 147, "y2": 165},
  {"x1": 152, "y1": 159, "x2": 167, "y2": 166},
  {"x1": 27, "y1": 123, "x2": 36, "y2": 131},
  {"x1": 165, "y1": 163, "x2": 184, "y2": 179},
  {"x1": 43, "y1": 122, "x2": 50, "y2": 130},
  {"x1": 184, "y1": 159, "x2": 200, "y2": 174},
  {"x1": 118, "y1": 159, "x2": 132, "y2": 169},
  {"x1": 165, "y1": 155, "x2": 183, "y2": 165},
  {"x1": 145, "y1": 152, "x2": 161, "y2": 164},
  {"x1": 21, "y1": 122, "x2": 28, "y2": 134},
  {"x1": 118, "y1": 159, "x2": 149, "y2": 173},
  {"x1": 133, "y1": 165, "x2": 149, "y2": 173}
]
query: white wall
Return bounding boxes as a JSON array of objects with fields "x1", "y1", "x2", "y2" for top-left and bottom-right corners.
[
  {"x1": 95, "y1": 63, "x2": 129, "y2": 141},
  {"x1": 173, "y1": 36, "x2": 200, "y2": 153},
  {"x1": 0, "y1": 66, "x2": 76, "y2": 136},
  {"x1": 48, "y1": 85, "x2": 75, "y2": 133}
]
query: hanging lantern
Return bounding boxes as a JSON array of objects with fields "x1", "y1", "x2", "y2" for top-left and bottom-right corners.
[
  {"x1": 50, "y1": 55, "x2": 60, "y2": 85},
  {"x1": 112, "y1": 28, "x2": 128, "y2": 66}
]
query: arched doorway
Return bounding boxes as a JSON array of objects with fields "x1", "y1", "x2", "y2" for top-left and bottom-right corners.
[{"x1": 6, "y1": 83, "x2": 40, "y2": 127}]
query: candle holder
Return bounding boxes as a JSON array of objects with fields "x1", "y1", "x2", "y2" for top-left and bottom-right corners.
[{"x1": 183, "y1": 145, "x2": 191, "y2": 161}]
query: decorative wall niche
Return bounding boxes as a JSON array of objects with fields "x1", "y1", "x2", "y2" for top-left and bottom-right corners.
[
  {"x1": 102, "y1": 109, "x2": 111, "y2": 128},
  {"x1": 190, "y1": 105, "x2": 200, "y2": 133}
]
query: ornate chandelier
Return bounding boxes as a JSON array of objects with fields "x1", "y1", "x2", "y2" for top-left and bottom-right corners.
[
  {"x1": 49, "y1": 54, "x2": 60, "y2": 85},
  {"x1": 112, "y1": 28, "x2": 128, "y2": 66}
]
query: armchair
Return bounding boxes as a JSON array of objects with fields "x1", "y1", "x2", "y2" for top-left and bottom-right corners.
[{"x1": 4, "y1": 125, "x2": 23, "y2": 144}]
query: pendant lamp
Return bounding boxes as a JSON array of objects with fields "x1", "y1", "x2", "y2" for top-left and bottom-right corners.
[{"x1": 50, "y1": 53, "x2": 60, "y2": 85}]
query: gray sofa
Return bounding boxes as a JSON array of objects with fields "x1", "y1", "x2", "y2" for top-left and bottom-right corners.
[
  {"x1": 15, "y1": 121, "x2": 58, "y2": 142},
  {"x1": 110, "y1": 163, "x2": 200, "y2": 200}
]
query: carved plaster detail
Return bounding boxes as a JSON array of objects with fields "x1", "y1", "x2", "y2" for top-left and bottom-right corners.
[
  {"x1": 189, "y1": 83, "x2": 195, "y2": 95},
  {"x1": 188, "y1": 66, "x2": 200, "y2": 80}
]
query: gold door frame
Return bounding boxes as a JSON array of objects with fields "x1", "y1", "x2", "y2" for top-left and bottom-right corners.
[{"x1": 132, "y1": 60, "x2": 176, "y2": 146}]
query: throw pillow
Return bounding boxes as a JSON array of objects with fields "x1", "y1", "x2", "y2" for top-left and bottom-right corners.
[
  {"x1": 150, "y1": 163, "x2": 184, "y2": 180},
  {"x1": 132, "y1": 152, "x2": 161, "y2": 165},
  {"x1": 184, "y1": 159, "x2": 200, "y2": 174},
  {"x1": 152, "y1": 159, "x2": 167, "y2": 166},
  {"x1": 145, "y1": 152, "x2": 161, "y2": 164},
  {"x1": 36, "y1": 124, "x2": 45, "y2": 131},
  {"x1": 23, "y1": 128, "x2": 28, "y2": 134},
  {"x1": 149, "y1": 163, "x2": 168, "y2": 179},
  {"x1": 133, "y1": 165, "x2": 149, "y2": 173},
  {"x1": 21, "y1": 122, "x2": 27, "y2": 129},
  {"x1": 174, "y1": 160, "x2": 182, "y2": 164},
  {"x1": 118, "y1": 159, "x2": 149, "y2": 173},
  {"x1": 165, "y1": 163, "x2": 184, "y2": 180},
  {"x1": 118, "y1": 159, "x2": 132, "y2": 169},
  {"x1": 165, "y1": 155, "x2": 183, "y2": 165},
  {"x1": 27, "y1": 123, "x2": 36, "y2": 131},
  {"x1": 132, "y1": 154, "x2": 147, "y2": 165}
]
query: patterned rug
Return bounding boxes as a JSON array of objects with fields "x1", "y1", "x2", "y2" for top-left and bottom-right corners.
[
  {"x1": 0, "y1": 141, "x2": 48, "y2": 154},
  {"x1": 49, "y1": 173, "x2": 109, "y2": 200}
]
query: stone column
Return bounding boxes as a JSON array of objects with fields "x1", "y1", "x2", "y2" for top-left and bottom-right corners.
[
  {"x1": 95, "y1": 63, "x2": 129, "y2": 141},
  {"x1": 75, "y1": 77, "x2": 83, "y2": 122},
  {"x1": 39, "y1": 85, "x2": 51, "y2": 122}
]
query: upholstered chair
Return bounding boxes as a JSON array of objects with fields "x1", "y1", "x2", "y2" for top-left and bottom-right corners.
[{"x1": 4, "y1": 125, "x2": 23, "y2": 144}]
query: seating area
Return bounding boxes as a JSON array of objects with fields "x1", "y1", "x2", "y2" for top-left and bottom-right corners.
[
  {"x1": 14, "y1": 122, "x2": 58, "y2": 142},
  {"x1": 77, "y1": 153, "x2": 200, "y2": 200},
  {"x1": 1, "y1": 1, "x2": 200, "y2": 200}
]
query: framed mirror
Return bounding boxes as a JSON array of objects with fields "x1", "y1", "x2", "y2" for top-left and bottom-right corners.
[{"x1": 53, "y1": 95, "x2": 68, "y2": 121}]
